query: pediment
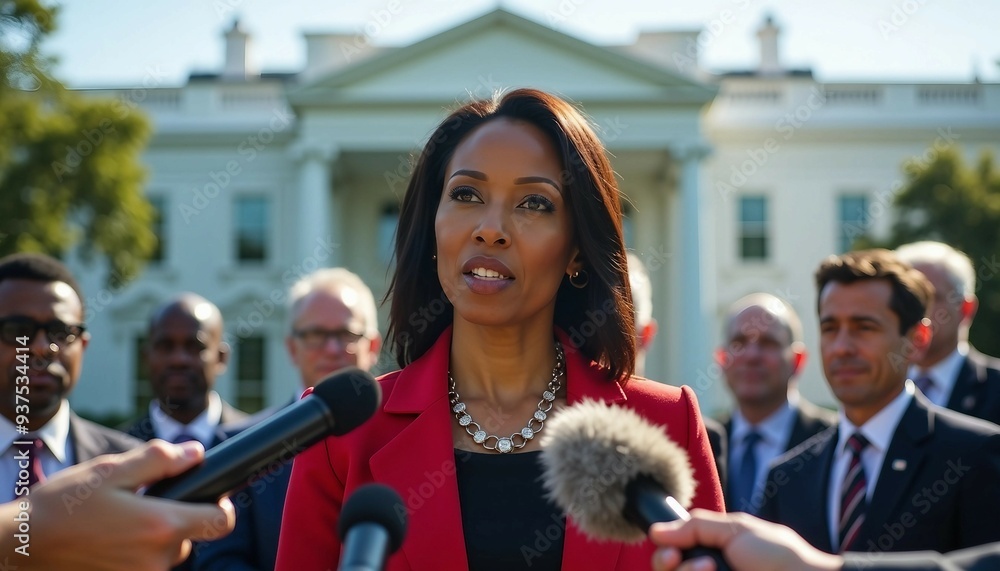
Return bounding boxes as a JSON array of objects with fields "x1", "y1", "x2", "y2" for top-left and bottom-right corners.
[{"x1": 289, "y1": 9, "x2": 715, "y2": 107}]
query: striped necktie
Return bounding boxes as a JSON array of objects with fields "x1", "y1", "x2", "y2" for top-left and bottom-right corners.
[
  {"x1": 838, "y1": 432, "x2": 870, "y2": 552},
  {"x1": 14, "y1": 438, "x2": 47, "y2": 489}
]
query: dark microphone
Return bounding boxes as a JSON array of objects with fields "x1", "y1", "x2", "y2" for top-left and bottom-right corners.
[
  {"x1": 337, "y1": 483, "x2": 408, "y2": 571},
  {"x1": 144, "y1": 367, "x2": 381, "y2": 503},
  {"x1": 539, "y1": 399, "x2": 731, "y2": 571}
]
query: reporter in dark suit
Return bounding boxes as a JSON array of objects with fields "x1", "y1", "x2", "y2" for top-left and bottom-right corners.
[
  {"x1": 716, "y1": 293, "x2": 836, "y2": 513},
  {"x1": 124, "y1": 293, "x2": 247, "y2": 448},
  {"x1": 897, "y1": 241, "x2": 1000, "y2": 425},
  {"x1": 196, "y1": 268, "x2": 382, "y2": 571},
  {"x1": 758, "y1": 249, "x2": 1000, "y2": 555},
  {"x1": 0, "y1": 253, "x2": 140, "y2": 502}
]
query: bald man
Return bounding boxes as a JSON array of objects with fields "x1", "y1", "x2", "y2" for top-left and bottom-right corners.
[
  {"x1": 125, "y1": 293, "x2": 246, "y2": 448},
  {"x1": 717, "y1": 293, "x2": 835, "y2": 514}
]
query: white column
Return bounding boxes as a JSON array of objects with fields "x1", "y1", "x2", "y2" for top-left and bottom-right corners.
[
  {"x1": 290, "y1": 142, "x2": 340, "y2": 268},
  {"x1": 675, "y1": 144, "x2": 717, "y2": 411}
]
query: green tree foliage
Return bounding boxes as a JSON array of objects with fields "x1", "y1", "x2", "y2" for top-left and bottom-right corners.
[
  {"x1": 886, "y1": 145, "x2": 1000, "y2": 355},
  {"x1": 1, "y1": 0, "x2": 155, "y2": 284}
]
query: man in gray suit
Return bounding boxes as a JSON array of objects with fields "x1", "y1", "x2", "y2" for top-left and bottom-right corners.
[
  {"x1": 0, "y1": 253, "x2": 139, "y2": 503},
  {"x1": 896, "y1": 241, "x2": 1000, "y2": 425},
  {"x1": 717, "y1": 293, "x2": 835, "y2": 513}
]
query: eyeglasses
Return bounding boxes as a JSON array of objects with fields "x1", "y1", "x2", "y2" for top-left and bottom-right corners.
[
  {"x1": 292, "y1": 328, "x2": 366, "y2": 349},
  {"x1": 0, "y1": 316, "x2": 87, "y2": 347}
]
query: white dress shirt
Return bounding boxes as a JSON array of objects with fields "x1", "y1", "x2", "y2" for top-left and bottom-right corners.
[
  {"x1": 908, "y1": 344, "x2": 967, "y2": 407},
  {"x1": 828, "y1": 384, "x2": 914, "y2": 549},
  {"x1": 0, "y1": 400, "x2": 74, "y2": 503},
  {"x1": 149, "y1": 390, "x2": 223, "y2": 446}
]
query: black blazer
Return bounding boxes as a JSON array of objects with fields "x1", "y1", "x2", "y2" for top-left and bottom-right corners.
[
  {"x1": 71, "y1": 412, "x2": 142, "y2": 461},
  {"x1": 123, "y1": 399, "x2": 248, "y2": 447},
  {"x1": 703, "y1": 417, "x2": 728, "y2": 494},
  {"x1": 945, "y1": 350, "x2": 1000, "y2": 426},
  {"x1": 758, "y1": 392, "x2": 1000, "y2": 554},
  {"x1": 843, "y1": 541, "x2": 1000, "y2": 570},
  {"x1": 721, "y1": 398, "x2": 836, "y2": 510}
]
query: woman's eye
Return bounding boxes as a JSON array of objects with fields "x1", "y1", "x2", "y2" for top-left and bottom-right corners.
[
  {"x1": 520, "y1": 195, "x2": 554, "y2": 212},
  {"x1": 448, "y1": 186, "x2": 481, "y2": 202}
]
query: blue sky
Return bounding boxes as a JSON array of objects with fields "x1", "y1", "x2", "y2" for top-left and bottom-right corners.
[{"x1": 44, "y1": 0, "x2": 1000, "y2": 87}]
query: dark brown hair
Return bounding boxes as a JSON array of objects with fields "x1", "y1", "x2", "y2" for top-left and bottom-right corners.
[
  {"x1": 814, "y1": 248, "x2": 934, "y2": 334},
  {"x1": 0, "y1": 253, "x2": 85, "y2": 319},
  {"x1": 385, "y1": 88, "x2": 635, "y2": 381}
]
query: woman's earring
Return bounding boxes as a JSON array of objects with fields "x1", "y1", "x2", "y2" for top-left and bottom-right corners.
[{"x1": 569, "y1": 269, "x2": 589, "y2": 289}]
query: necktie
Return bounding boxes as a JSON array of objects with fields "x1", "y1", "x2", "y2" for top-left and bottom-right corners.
[
  {"x1": 731, "y1": 430, "x2": 761, "y2": 513},
  {"x1": 14, "y1": 438, "x2": 47, "y2": 490},
  {"x1": 838, "y1": 432, "x2": 870, "y2": 552},
  {"x1": 914, "y1": 374, "x2": 934, "y2": 397}
]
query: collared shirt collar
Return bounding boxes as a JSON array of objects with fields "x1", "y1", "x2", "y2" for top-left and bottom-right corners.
[
  {"x1": 836, "y1": 383, "x2": 913, "y2": 456},
  {"x1": 908, "y1": 345, "x2": 966, "y2": 405},
  {"x1": 149, "y1": 390, "x2": 223, "y2": 445},
  {"x1": 731, "y1": 397, "x2": 795, "y2": 448},
  {"x1": 0, "y1": 399, "x2": 72, "y2": 463}
]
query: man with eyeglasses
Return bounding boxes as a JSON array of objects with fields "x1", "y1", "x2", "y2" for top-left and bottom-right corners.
[
  {"x1": 0, "y1": 253, "x2": 140, "y2": 503},
  {"x1": 197, "y1": 267, "x2": 381, "y2": 571}
]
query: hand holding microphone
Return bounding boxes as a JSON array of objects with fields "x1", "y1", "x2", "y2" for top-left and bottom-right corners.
[
  {"x1": 539, "y1": 400, "x2": 731, "y2": 571},
  {"x1": 145, "y1": 367, "x2": 381, "y2": 502}
]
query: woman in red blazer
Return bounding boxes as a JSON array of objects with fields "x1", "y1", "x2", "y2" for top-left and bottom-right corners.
[{"x1": 276, "y1": 88, "x2": 724, "y2": 571}]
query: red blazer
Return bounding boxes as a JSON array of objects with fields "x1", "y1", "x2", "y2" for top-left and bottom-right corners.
[{"x1": 275, "y1": 327, "x2": 724, "y2": 571}]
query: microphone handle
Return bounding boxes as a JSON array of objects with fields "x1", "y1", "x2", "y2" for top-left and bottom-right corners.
[
  {"x1": 144, "y1": 397, "x2": 335, "y2": 502},
  {"x1": 624, "y1": 475, "x2": 733, "y2": 571},
  {"x1": 340, "y1": 522, "x2": 390, "y2": 571}
]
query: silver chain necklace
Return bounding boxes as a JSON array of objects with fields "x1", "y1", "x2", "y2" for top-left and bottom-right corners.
[{"x1": 448, "y1": 341, "x2": 565, "y2": 454}]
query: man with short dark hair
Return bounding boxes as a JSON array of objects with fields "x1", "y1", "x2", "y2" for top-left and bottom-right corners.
[
  {"x1": 124, "y1": 293, "x2": 246, "y2": 447},
  {"x1": 0, "y1": 253, "x2": 139, "y2": 503},
  {"x1": 758, "y1": 249, "x2": 1000, "y2": 555}
]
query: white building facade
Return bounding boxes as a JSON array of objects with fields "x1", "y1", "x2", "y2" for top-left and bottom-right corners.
[{"x1": 68, "y1": 10, "x2": 1000, "y2": 419}]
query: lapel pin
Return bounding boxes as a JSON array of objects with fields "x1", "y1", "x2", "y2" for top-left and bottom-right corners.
[{"x1": 892, "y1": 459, "x2": 907, "y2": 471}]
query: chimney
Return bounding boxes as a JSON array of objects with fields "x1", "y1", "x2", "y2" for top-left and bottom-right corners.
[
  {"x1": 756, "y1": 15, "x2": 781, "y2": 76},
  {"x1": 302, "y1": 32, "x2": 378, "y2": 81},
  {"x1": 223, "y1": 19, "x2": 257, "y2": 79}
]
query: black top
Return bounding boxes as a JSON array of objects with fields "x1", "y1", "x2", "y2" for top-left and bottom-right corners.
[{"x1": 455, "y1": 449, "x2": 565, "y2": 571}]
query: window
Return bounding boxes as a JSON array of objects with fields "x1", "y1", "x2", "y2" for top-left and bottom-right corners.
[
  {"x1": 235, "y1": 197, "x2": 269, "y2": 262},
  {"x1": 622, "y1": 202, "x2": 635, "y2": 250},
  {"x1": 838, "y1": 194, "x2": 869, "y2": 253},
  {"x1": 148, "y1": 195, "x2": 166, "y2": 263},
  {"x1": 236, "y1": 336, "x2": 266, "y2": 412},
  {"x1": 378, "y1": 203, "x2": 400, "y2": 265},
  {"x1": 133, "y1": 335, "x2": 153, "y2": 414},
  {"x1": 739, "y1": 196, "x2": 768, "y2": 260}
]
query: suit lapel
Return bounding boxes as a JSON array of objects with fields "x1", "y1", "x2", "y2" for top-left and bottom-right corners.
[
  {"x1": 370, "y1": 328, "x2": 468, "y2": 571},
  {"x1": 859, "y1": 396, "x2": 931, "y2": 550},
  {"x1": 947, "y1": 355, "x2": 981, "y2": 417},
  {"x1": 791, "y1": 429, "x2": 837, "y2": 553},
  {"x1": 70, "y1": 414, "x2": 105, "y2": 463}
]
